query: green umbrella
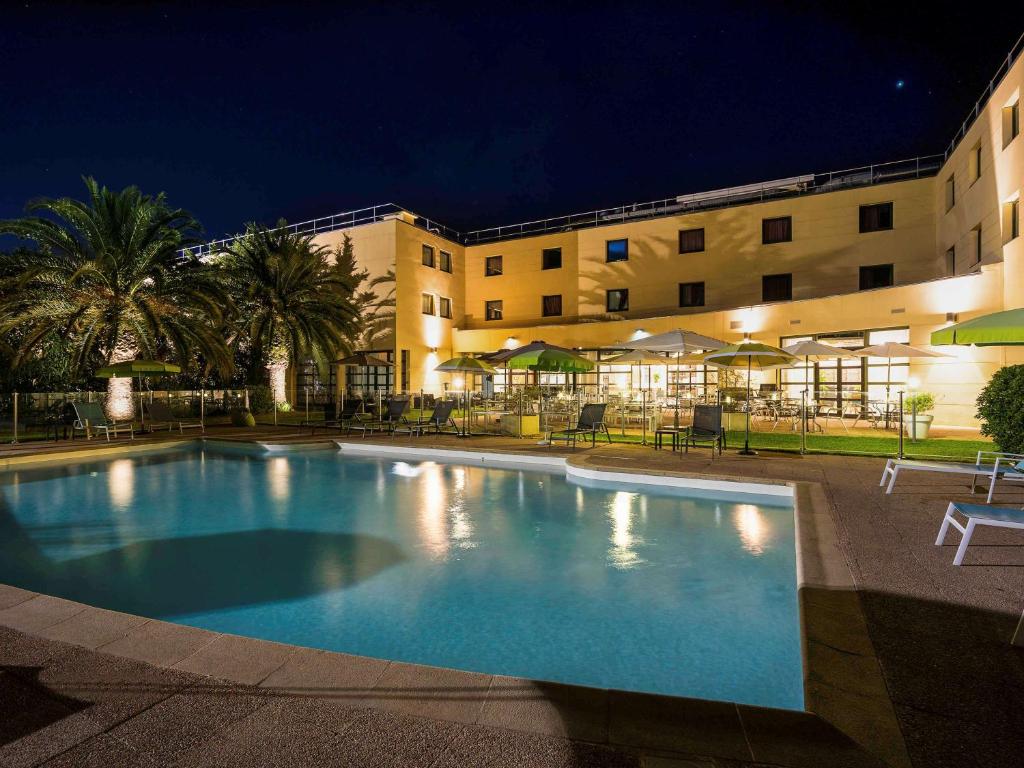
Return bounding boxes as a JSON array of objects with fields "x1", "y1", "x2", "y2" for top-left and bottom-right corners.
[
  {"x1": 492, "y1": 341, "x2": 595, "y2": 373},
  {"x1": 435, "y1": 356, "x2": 497, "y2": 436},
  {"x1": 96, "y1": 360, "x2": 182, "y2": 426},
  {"x1": 704, "y1": 342, "x2": 797, "y2": 455},
  {"x1": 931, "y1": 308, "x2": 1024, "y2": 346}
]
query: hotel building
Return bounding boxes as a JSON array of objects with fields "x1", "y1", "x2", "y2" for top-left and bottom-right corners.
[{"x1": 201, "y1": 37, "x2": 1024, "y2": 429}]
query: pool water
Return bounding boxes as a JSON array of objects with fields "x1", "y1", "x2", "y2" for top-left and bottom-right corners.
[{"x1": 0, "y1": 446, "x2": 802, "y2": 709}]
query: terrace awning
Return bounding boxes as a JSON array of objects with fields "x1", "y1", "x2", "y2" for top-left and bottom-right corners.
[{"x1": 930, "y1": 308, "x2": 1024, "y2": 346}]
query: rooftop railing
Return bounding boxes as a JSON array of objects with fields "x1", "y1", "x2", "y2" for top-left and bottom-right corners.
[
  {"x1": 461, "y1": 155, "x2": 944, "y2": 245},
  {"x1": 943, "y1": 30, "x2": 1024, "y2": 160}
]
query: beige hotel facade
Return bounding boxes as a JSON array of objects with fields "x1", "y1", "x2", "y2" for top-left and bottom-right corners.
[{"x1": 256, "y1": 42, "x2": 1024, "y2": 430}]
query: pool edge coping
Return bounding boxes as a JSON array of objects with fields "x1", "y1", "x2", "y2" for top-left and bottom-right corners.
[{"x1": 0, "y1": 440, "x2": 906, "y2": 767}]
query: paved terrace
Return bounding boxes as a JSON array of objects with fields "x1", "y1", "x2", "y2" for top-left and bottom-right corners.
[{"x1": 1, "y1": 427, "x2": 1022, "y2": 767}]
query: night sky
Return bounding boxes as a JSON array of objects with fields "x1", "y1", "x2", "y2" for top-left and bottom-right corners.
[{"x1": 2, "y1": 1, "x2": 1022, "y2": 241}]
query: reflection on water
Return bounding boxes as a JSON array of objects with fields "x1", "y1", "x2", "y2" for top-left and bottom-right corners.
[
  {"x1": 608, "y1": 491, "x2": 644, "y2": 569},
  {"x1": 108, "y1": 459, "x2": 135, "y2": 510},
  {"x1": 417, "y1": 462, "x2": 448, "y2": 558},
  {"x1": 268, "y1": 457, "x2": 290, "y2": 507},
  {"x1": 733, "y1": 504, "x2": 769, "y2": 555}
]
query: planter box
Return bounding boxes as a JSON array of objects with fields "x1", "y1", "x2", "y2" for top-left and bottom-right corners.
[{"x1": 902, "y1": 414, "x2": 934, "y2": 441}]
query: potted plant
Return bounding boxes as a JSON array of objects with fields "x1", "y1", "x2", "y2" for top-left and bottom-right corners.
[{"x1": 902, "y1": 392, "x2": 935, "y2": 440}]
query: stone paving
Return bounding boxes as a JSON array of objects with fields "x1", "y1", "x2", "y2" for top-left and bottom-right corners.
[{"x1": 1, "y1": 428, "x2": 1023, "y2": 766}]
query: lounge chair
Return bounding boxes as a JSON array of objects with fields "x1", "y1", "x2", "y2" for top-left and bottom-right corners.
[
  {"x1": 549, "y1": 403, "x2": 611, "y2": 449},
  {"x1": 304, "y1": 399, "x2": 363, "y2": 433},
  {"x1": 880, "y1": 451, "x2": 1024, "y2": 501},
  {"x1": 393, "y1": 399, "x2": 459, "y2": 437},
  {"x1": 936, "y1": 501, "x2": 1024, "y2": 565},
  {"x1": 144, "y1": 401, "x2": 204, "y2": 433},
  {"x1": 683, "y1": 404, "x2": 725, "y2": 456},
  {"x1": 349, "y1": 396, "x2": 410, "y2": 437},
  {"x1": 71, "y1": 401, "x2": 134, "y2": 442}
]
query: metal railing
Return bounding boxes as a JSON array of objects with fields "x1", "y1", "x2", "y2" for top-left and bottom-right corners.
[
  {"x1": 181, "y1": 203, "x2": 462, "y2": 258},
  {"x1": 461, "y1": 156, "x2": 943, "y2": 245},
  {"x1": 943, "y1": 30, "x2": 1024, "y2": 160}
]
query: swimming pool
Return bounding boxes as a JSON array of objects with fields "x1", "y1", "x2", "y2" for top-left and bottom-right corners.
[{"x1": 0, "y1": 445, "x2": 802, "y2": 709}]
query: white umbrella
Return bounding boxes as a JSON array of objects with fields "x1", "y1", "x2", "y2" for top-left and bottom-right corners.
[
  {"x1": 782, "y1": 340, "x2": 856, "y2": 397},
  {"x1": 621, "y1": 330, "x2": 726, "y2": 427},
  {"x1": 854, "y1": 342, "x2": 946, "y2": 403}
]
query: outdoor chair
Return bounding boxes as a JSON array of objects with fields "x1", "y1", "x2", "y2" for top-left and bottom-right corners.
[
  {"x1": 548, "y1": 403, "x2": 611, "y2": 449},
  {"x1": 936, "y1": 501, "x2": 1024, "y2": 565},
  {"x1": 305, "y1": 399, "x2": 363, "y2": 433},
  {"x1": 880, "y1": 451, "x2": 1024, "y2": 502},
  {"x1": 393, "y1": 399, "x2": 459, "y2": 437},
  {"x1": 144, "y1": 401, "x2": 204, "y2": 433},
  {"x1": 351, "y1": 396, "x2": 410, "y2": 437},
  {"x1": 71, "y1": 401, "x2": 134, "y2": 442},
  {"x1": 683, "y1": 404, "x2": 725, "y2": 456}
]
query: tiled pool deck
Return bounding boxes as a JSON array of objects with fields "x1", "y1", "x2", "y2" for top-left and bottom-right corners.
[{"x1": 1, "y1": 427, "x2": 1022, "y2": 767}]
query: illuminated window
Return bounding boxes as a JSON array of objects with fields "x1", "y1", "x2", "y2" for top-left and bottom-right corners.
[
  {"x1": 859, "y1": 203, "x2": 893, "y2": 233},
  {"x1": 439, "y1": 250, "x2": 452, "y2": 273},
  {"x1": 542, "y1": 294, "x2": 562, "y2": 317},
  {"x1": 678, "y1": 228, "x2": 705, "y2": 254},
  {"x1": 421, "y1": 293, "x2": 435, "y2": 315},
  {"x1": 542, "y1": 248, "x2": 562, "y2": 269},
  {"x1": 1003, "y1": 100, "x2": 1020, "y2": 148},
  {"x1": 485, "y1": 300, "x2": 503, "y2": 321},
  {"x1": 1004, "y1": 199, "x2": 1020, "y2": 243},
  {"x1": 762, "y1": 216, "x2": 792, "y2": 244},
  {"x1": 969, "y1": 142, "x2": 982, "y2": 185},
  {"x1": 485, "y1": 255, "x2": 503, "y2": 276},
  {"x1": 762, "y1": 273, "x2": 792, "y2": 302},
  {"x1": 606, "y1": 288, "x2": 629, "y2": 312},
  {"x1": 421, "y1": 245, "x2": 435, "y2": 268},
  {"x1": 606, "y1": 239, "x2": 628, "y2": 262},
  {"x1": 679, "y1": 281, "x2": 705, "y2": 307},
  {"x1": 859, "y1": 264, "x2": 894, "y2": 290},
  {"x1": 439, "y1": 296, "x2": 452, "y2": 318}
]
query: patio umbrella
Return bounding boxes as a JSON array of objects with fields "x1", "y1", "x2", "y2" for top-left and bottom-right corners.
[
  {"x1": 854, "y1": 342, "x2": 946, "y2": 403},
  {"x1": 96, "y1": 359, "x2": 182, "y2": 427},
  {"x1": 435, "y1": 356, "x2": 497, "y2": 436},
  {"x1": 782, "y1": 340, "x2": 855, "y2": 397},
  {"x1": 336, "y1": 352, "x2": 394, "y2": 367},
  {"x1": 621, "y1": 330, "x2": 726, "y2": 428},
  {"x1": 930, "y1": 308, "x2": 1024, "y2": 346},
  {"x1": 490, "y1": 341, "x2": 594, "y2": 373},
  {"x1": 603, "y1": 350, "x2": 672, "y2": 444},
  {"x1": 703, "y1": 342, "x2": 797, "y2": 456}
]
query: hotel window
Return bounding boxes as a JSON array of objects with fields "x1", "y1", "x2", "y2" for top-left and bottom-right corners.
[
  {"x1": 945, "y1": 175, "x2": 955, "y2": 211},
  {"x1": 439, "y1": 250, "x2": 452, "y2": 273},
  {"x1": 859, "y1": 202, "x2": 893, "y2": 233},
  {"x1": 678, "y1": 228, "x2": 705, "y2": 254},
  {"x1": 973, "y1": 224, "x2": 983, "y2": 265},
  {"x1": 762, "y1": 216, "x2": 792, "y2": 244},
  {"x1": 542, "y1": 247, "x2": 562, "y2": 270},
  {"x1": 485, "y1": 255, "x2": 503, "y2": 276},
  {"x1": 421, "y1": 293, "x2": 435, "y2": 315},
  {"x1": 859, "y1": 264, "x2": 894, "y2": 290},
  {"x1": 969, "y1": 142, "x2": 982, "y2": 185},
  {"x1": 421, "y1": 244, "x2": 435, "y2": 268},
  {"x1": 606, "y1": 288, "x2": 629, "y2": 312},
  {"x1": 762, "y1": 273, "x2": 792, "y2": 302},
  {"x1": 679, "y1": 281, "x2": 705, "y2": 307},
  {"x1": 1004, "y1": 199, "x2": 1020, "y2": 243},
  {"x1": 945, "y1": 246, "x2": 956, "y2": 276},
  {"x1": 485, "y1": 300, "x2": 503, "y2": 321},
  {"x1": 439, "y1": 296, "x2": 452, "y2": 319},
  {"x1": 606, "y1": 239, "x2": 629, "y2": 262},
  {"x1": 1003, "y1": 100, "x2": 1020, "y2": 148},
  {"x1": 541, "y1": 294, "x2": 562, "y2": 317}
]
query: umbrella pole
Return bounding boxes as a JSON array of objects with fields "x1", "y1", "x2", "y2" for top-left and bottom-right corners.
[
  {"x1": 674, "y1": 353, "x2": 680, "y2": 429},
  {"x1": 739, "y1": 356, "x2": 756, "y2": 455}
]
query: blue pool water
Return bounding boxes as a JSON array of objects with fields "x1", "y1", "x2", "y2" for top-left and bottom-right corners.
[{"x1": 0, "y1": 445, "x2": 802, "y2": 709}]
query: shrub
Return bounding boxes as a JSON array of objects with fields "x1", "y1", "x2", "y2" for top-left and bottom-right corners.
[
  {"x1": 904, "y1": 392, "x2": 935, "y2": 414},
  {"x1": 248, "y1": 385, "x2": 275, "y2": 414},
  {"x1": 976, "y1": 365, "x2": 1024, "y2": 453}
]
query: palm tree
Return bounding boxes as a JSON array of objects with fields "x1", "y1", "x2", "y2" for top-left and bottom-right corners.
[
  {"x1": 0, "y1": 178, "x2": 232, "y2": 417},
  {"x1": 218, "y1": 222, "x2": 361, "y2": 406}
]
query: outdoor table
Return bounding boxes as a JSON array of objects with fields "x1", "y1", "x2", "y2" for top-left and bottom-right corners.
[{"x1": 654, "y1": 426, "x2": 687, "y2": 451}]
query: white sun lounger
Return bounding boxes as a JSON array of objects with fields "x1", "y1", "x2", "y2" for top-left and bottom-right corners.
[
  {"x1": 936, "y1": 501, "x2": 1024, "y2": 565},
  {"x1": 880, "y1": 451, "x2": 1024, "y2": 502}
]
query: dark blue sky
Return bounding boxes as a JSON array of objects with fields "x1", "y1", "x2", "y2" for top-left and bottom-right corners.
[{"x1": 2, "y1": 2, "x2": 1021, "y2": 240}]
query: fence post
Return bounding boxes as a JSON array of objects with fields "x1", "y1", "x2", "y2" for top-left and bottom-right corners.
[
  {"x1": 305, "y1": 387, "x2": 309, "y2": 422},
  {"x1": 800, "y1": 390, "x2": 807, "y2": 455},
  {"x1": 200, "y1": 389, "x2": 205, "y2": 424},
  {"x1": 897, "y1": 391, "x2": 905, "y2": 459},
  {"x1": 11, "y1": 392, "x2": 18, "y2": 444}
]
